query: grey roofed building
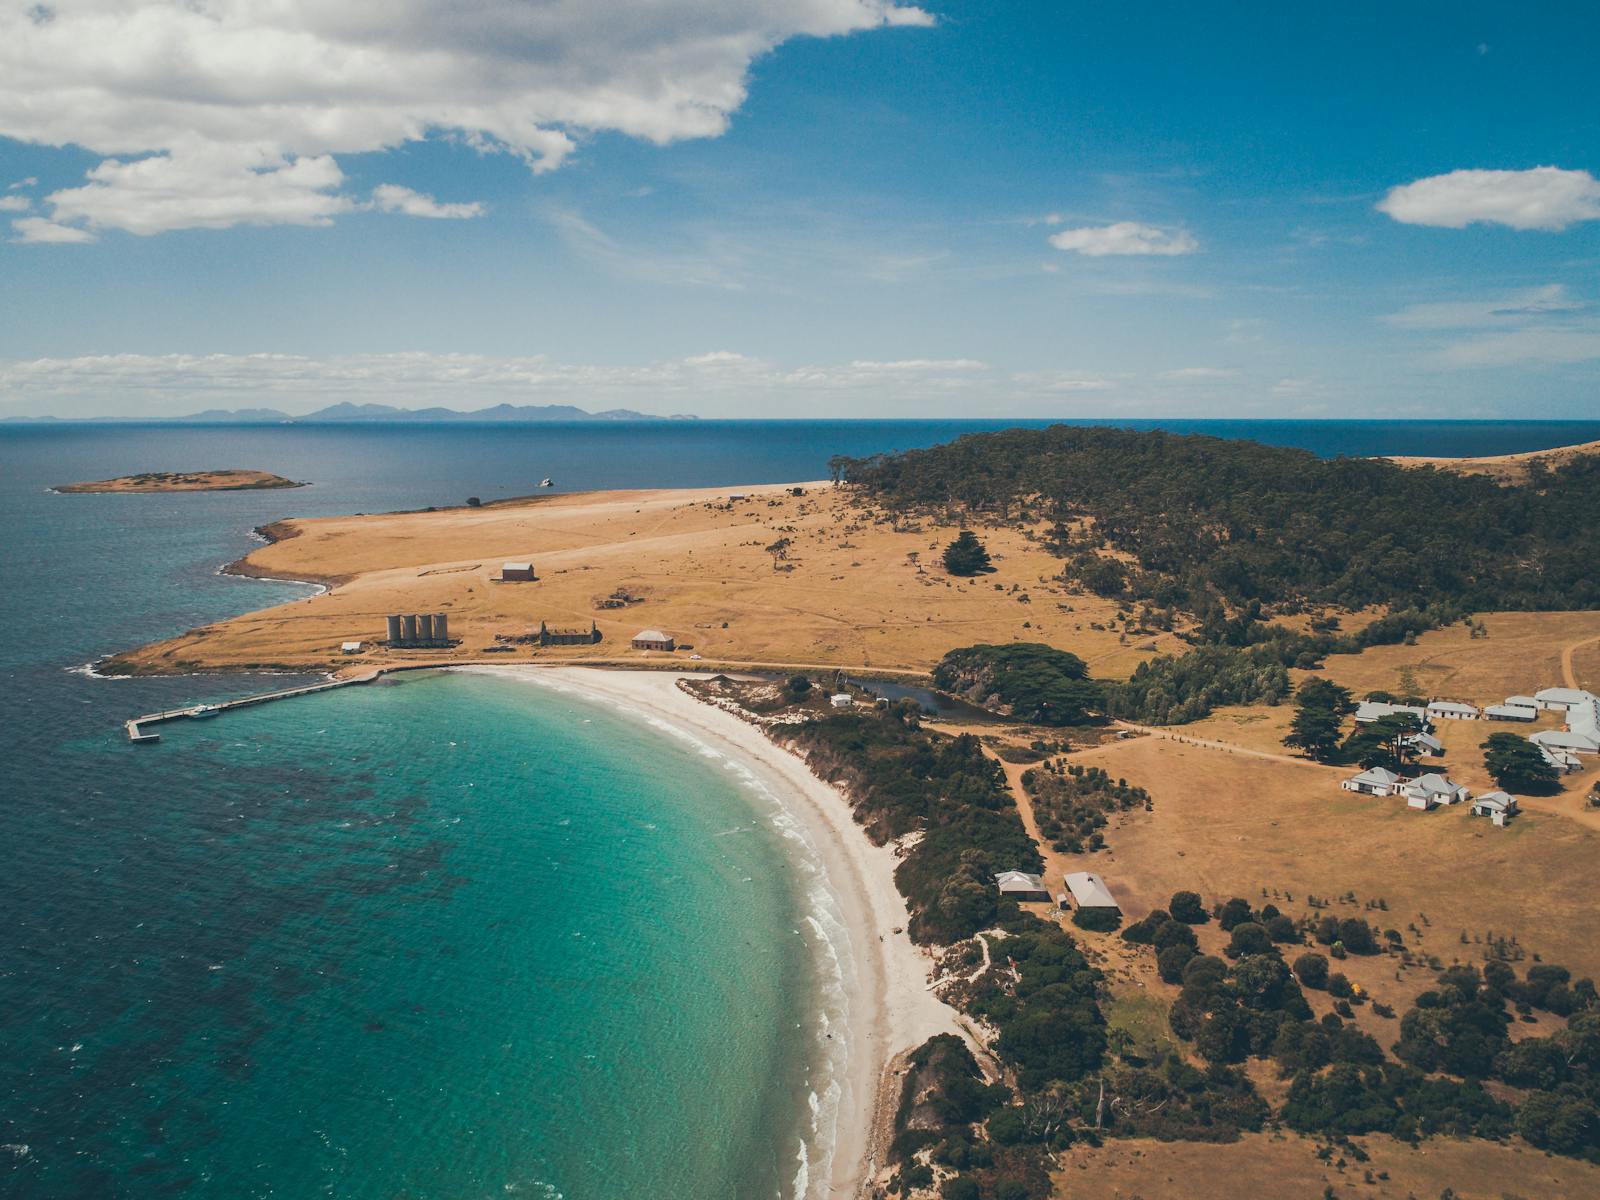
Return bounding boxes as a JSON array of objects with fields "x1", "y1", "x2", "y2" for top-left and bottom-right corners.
[
  {"x1": 1427, "y1": 700, "x2": 1479, "y2": 720},
  {"x1": 1341, "y1": 766, "x2": 1401, "y2": 796},
  {"x1": 1534, "y1": 686, "x2": 1591, "y2": 709},
  {"x1": 1354, "y1": 701, "x2": 1428, "y2": 724},
  {"x1": 1484, "y1": 704, "x2": 1537, "y2": 722},
  {"x1": 1402, "y1": 772, "x2": 1468, "y2": 808},
  {"x1": 1539, "y1": 744, "x2": 1582, "y2": 773},
  {"x1": 630, "y1": 629, "x2": 676, "y2": 650},
  {"x1": 1063, "y1": 871, "x2": 1119, "y2": 911},
  {"x1": 1403, "y1": 731, "x2": 1444, "y2": 755},
  {"x1": 1504, "y1": 695, "x2": 1540, "y2": 709},
  {"x1": 996, "y1": 870, "x2": 1050, "y2": 903},
  {"x1": 1470, "y1": 790, "x2": 1518, "y2": 825},
  {"x1": 1532, "y1": 727, "x2": 1600, "y2": 754}
]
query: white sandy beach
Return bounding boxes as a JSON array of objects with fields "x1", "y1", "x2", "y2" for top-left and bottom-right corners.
[{"x1": 456, "y1": 665, "x2": 962, "y2": 1200}]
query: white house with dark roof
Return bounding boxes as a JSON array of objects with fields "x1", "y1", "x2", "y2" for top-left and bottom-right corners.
[
  {"x1": 1402, "y1": 773, "x2": 1469, "y2": 811},
  {"x1": 1342, "y1": 767, "x2": 1401, "y2": 796}
]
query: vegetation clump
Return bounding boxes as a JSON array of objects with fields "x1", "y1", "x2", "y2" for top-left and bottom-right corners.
[
  {"x1": 943, "y1": 529, "x2": 994, "y2": 576},
  {"x1": 1020, "y1": 762, "x2": 1149, "y2": 854},
  {"x1": 933, "y1": 643, "x2": 1102, "y2": 726},
  {"x1": 1482, "y1": 731, "x2": 1560, "y2": 794}
]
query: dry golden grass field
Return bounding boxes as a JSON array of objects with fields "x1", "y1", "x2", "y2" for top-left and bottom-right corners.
[
  {"x1": 1310, "y1": 610, "x2": 1600, "y2": 705},
  {"x1": 1054, "y1": 1130, "x2": 1600, "y2": 1199},
  {"x1": 1386, "y1": 437, "x2": 1600, "y2": 484},
  {"x1": 110, "y1": 482, "x2": 1185, "y2": 676},
  {"x1": 1057, "y1": 735, "x2": 1600, "y2": 984}
]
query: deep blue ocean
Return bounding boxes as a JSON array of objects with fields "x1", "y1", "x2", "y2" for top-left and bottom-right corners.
[{"x1": 4, "y1": 417, "x2": 1597, "y2": 1198}]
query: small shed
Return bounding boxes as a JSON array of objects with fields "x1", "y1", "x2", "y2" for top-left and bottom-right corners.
[
  {"x1": 631, "y1": 629, "x2": 676, "y2": 651},
  {"x1": 1341, "y1": 767, "x2": 1400, "y2": 796},
  {"x1": 1063, "y1": 871, "x2": 1120, "y2": 913},
  {"x1": 829, "y1": 693, "x2": 854, "y2": 709},
  {"x1": 340, "y1": 641, "x2": 363, "y2": 655},
  {"x1": 501, "y1": 562, "x2": 536, "y2": 581},
  {"x1": 996, "y1": 871, "x2": 1050, "y2": 903}
]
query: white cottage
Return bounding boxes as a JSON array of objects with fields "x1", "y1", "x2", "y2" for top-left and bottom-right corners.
[
  {"x1": 1342, "y1": 767, "x2": 1401, "y2": 797},
  {"x1": 1402, "y1": 773, "x2": 1469, "y2": 810},
  {"x1": 1470, "y1": 791, "x2": 1518, "y2": 826},
  {"x1": 1427, "y1": 700, "x2": 1480, "y2": 721}
]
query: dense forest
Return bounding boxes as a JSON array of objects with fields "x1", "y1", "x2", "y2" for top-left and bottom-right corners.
[{"x1": 833, "y1": 426, "x2": 1600, "y2": 616}]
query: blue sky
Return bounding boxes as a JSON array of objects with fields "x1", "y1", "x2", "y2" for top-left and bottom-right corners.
[{"x1": 1, "y1": 0, "x2": 1597, "y2": 418}]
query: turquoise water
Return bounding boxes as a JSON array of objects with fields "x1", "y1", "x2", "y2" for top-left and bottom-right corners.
[{"x1": 7, "y1": 669, "x2": 818, "y2": 1197}]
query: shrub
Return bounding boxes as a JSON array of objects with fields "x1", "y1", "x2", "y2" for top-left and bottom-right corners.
[
  {"x1": 1169, "y1": 890, "x2": 1208, "y2": 924},
  {"x1": 1073, "y1": 906, "x2": 1121, "y2": 933},
  {"x1": 943, "y1": 530, "x2": 993, "y2": 576},
  {"x1": 1327, "y1": 973, "x2": 1353, "y2": 998},
  {"x1": 1226, "y1": 922, "x2": 1274, "y2": 959},
  {"x1": 1217, "y1": 898, "x2": 1254, "y2": 931},
  {"x1": 1158, "y1": 944, "x2": 1196, "y2": 984},
  {"x1": 1294, "y1": 953, "x2": 1330, "y2": 990},
  {"x1": 1265, "y1": 914, "x2": 1299, "y2": 943}
]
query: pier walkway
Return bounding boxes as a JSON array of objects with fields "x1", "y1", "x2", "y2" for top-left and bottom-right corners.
[{"x1": 124, "y1": 671, "x2": 381, "y2": 743}]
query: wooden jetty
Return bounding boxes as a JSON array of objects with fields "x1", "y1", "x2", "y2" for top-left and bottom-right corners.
[{"x1": 124, "y1": 670, "x2": 382, "y2": 743}]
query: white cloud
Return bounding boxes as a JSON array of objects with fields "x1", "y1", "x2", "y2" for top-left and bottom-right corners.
[
  {"x1": 1384, "y1": 284, "x2": 1582, "y2": 330},
  {"x1": 1377, "y1": 167, "x2": 1600, "y2": 231},
  {"x1": 1433, "y1": 327, "x2": 1600, "y2": 367},
  {"x1": 11, "y1": 217, "x2": 96, "y2": 244},
  {"x1": 0, "y1": 1, "x2": 930, "y2": 238},
  {"x1": 1158, "y1": 366, "x2": 1236, "y2": 381},
  {"x1": 47, "y1": 151, "x2": 354, "y2": 236},
  {"x1": 1383, "y1": 284, "x2": 1600, "y2": 368},
  {"x1": 1048, "y1": 221, "x2": 1198, "y2": 257},
  {"x1": 847, "y1": 358, "x2": 988, "y2": 371},
  {"x1": 370, "y1": 185, "x2": 484, "y2": 220},
  {"x1": 9, "y1": 177, "x2": 37, "y2": 189},
  {"x1": 0, "y1": 195, "x2": 30, "y2": 212},
  {"x1": 1009, "y1": 372, "x2": 1116, "y2": 393}
]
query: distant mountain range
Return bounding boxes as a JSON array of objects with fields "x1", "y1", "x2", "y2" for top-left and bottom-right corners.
[{"x1": 3, "y1": 402, "x2": 696, "y2": 423}]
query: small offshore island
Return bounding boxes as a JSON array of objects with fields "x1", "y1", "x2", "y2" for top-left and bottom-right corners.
[
  {"x1": 57, "y1": 469, "x2": 305, "y2": 494},
  {"x1": 109, "y1": 425, "x2": 1600, "y2": 1200}
]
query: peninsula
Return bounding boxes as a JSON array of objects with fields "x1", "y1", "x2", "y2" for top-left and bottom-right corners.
[{"x1": 57, "y1": 469, "x2": 306, "y2": 493}]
